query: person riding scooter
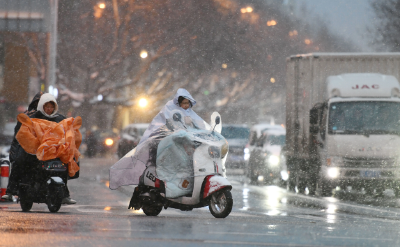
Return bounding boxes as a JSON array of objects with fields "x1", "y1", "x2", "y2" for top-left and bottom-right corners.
[
  {"x1": 2, "y1": 92, "x2": 43, "y2": 200},
  {"x1": 110, "y1": 88, "x2": 209, "y2": 189},
  {"x1": 110, "y1": 89, "x2": 232, "y2": 217},
  {"x1": 2, "y1": 93, "x2": 77, "y2": 204}
]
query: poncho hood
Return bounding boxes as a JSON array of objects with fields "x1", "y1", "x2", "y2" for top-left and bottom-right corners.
[
  {"x1": 37, "y1": 93, "x2": 59, "y2": 118},
  {"x1": 172, "y1": 88, "x2": 196, "y2": 107}
]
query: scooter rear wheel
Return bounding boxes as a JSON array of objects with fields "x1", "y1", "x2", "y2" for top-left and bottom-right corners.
[
  {"x1": 209, "y1": 189, "x2": 233, "y2": 218},
  {"x1": 142, "y1": 205, "x2": 162, "y2": 216}
]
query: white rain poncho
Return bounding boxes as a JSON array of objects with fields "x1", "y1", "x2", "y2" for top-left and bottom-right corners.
[
  {"x1": 109, "y1": 88, "x2": 209, "y2": 191},
  {"x1": 139, "y1": 88, "x2": 207, "y2": 144}
]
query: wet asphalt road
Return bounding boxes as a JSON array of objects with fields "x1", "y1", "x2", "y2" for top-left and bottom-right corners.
[{"x1": 1, "y1": 157, "x2": 400, "y2": 246}]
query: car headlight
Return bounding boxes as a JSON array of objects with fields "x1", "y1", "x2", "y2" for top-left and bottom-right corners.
[
  {"x1": 243, "y1": 147, "x2": 250, "y2": 161},
  {"x1": 221, "y1": 140, "x2": 229, "y2": 159},
  {"x1": 105, "y1": 138, "x2": 114, "y2": 146},
  {"x1": 268, "y1": 155, "x2": 280, "y2": 166},
  {"x1": 280, "y1": 170, "x2": 289, "y2": 181},
  {"x1": 327, "y1": 167, "x2": 339, "y2": 178},
  {"x1": 326, "y1": 156, "x2": 344, "y2": 166}
]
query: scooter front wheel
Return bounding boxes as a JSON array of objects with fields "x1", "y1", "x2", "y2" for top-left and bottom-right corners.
[
  {"x1": 47, "y1": 187, "x2": 63, "y2": 213},
  {"x1": 209, "y1": 190, "x2": 233, "y2": 218},
  {"x1": 20, "y1": 198, "x2": 33, "y2": 212},
  {"x1": 142, "y1": 205, "x2": 163, "y2": 216}
]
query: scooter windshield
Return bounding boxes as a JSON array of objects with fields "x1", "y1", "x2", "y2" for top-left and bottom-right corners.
[
  {"x1": 109, "y1": 111, "x2": 212, "y2": 190},
  {"x1": 156, "y1": 118, "x2": 226, "y2": 198}
]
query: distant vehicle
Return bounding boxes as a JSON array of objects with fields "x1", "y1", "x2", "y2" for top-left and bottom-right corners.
[
  {"x1": 221, "y1": 124, "x2": 250, "y2": 169},
  {"x1": 286, "y1": 53, "x2": 400, "y2": 197},
  {"x1": 246, "y1": 125, "x2": 287, "y2": 184},
  {"x1": 117, "y1": 123, "x2": 149, "y2": 158},
  {"x1": 0, "y1": 122, "x2": 16, "y2": 146},
  {"x1": 86, "y1": 130, "x2": 119, "y2": 157}
]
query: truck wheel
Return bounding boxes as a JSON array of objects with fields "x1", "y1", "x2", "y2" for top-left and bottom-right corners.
[
  {"x1": 320, "y1": 182, "x2": 334, "y2": 197},
  {"x1": 142, "y1": 205, "x2": 162, "y2": 216},
  {"x1": 287, "y1": 176, "x2": 296, "y2": 192},
  {"x1": 248, "y1": 167, "x2": 257, "y2": 183},
  {"x1": 394, "y1": 188, "x2": 400, "y2": 198},
  {"x1": 209, "y1": 190, "x2": 233, "y2": 218},
  {"x1": 296, "y1": 177, "x2": 308, "y2": 194}
]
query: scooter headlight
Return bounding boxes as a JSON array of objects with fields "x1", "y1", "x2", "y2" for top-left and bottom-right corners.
[
  {"x1": 221, "y1": 140, "x2": 229, "y2": 159},
  {"x1": 209, "y1": 146, "x2": 221, "y2": 158}
]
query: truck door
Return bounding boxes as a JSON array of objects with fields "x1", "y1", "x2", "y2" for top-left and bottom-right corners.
[{"x1": 316, "y1": 105, "x2": 328, "y2": 163}]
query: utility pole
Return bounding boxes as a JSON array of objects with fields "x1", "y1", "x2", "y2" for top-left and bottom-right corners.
[{"x1": 47, "y1": 0, "x2": 58, "y2": 92}]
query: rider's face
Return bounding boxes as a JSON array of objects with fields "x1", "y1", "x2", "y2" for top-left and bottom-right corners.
[
  {"x1": 44, "y1": 102, "x2": 55, "y2": 115},
  {"x1": 180, "y1": 99, "x2": 190, "y2": 110}
]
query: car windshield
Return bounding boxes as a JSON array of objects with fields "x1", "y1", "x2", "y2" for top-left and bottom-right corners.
[
  {"x1": 265, "y1": 134, "x2": 285, "y2": 146},
  {"x1": 221, "y1": 126, "x2": 250, "y2": 139},
  {"x1": 328, "y1": 101, "x2": 400, "y2": 135},
  {"x1": 137, "y1": 128, "x2": 147, "y2": 136}
]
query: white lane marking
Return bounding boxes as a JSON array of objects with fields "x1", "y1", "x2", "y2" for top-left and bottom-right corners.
[
  {"x1": 205, "y1": 240, "x2": 338, "y2": 247},
  {"x1": 210, "y1": 231, "x2": 277, "y2": 236},
  {"x1": 76, "y1": 209, "x2": 112, "y2": 213},
  {"x1": 292, "y1": 215, "x2": 323, "y2": 221},
  {"x1": 98, "y1": 228, "x2": 152, "y2": 232},
  {"x1": 323, "y1": 235, "x2": 391, "y2": 241}
]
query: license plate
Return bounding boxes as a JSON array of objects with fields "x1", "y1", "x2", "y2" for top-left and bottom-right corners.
[{"x1": 360, "y1": 170, "x2": 380, "y2": 178}]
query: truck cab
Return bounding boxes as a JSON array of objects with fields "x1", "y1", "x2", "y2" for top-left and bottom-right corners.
[{"x1": 311, "y1": 73, "x2": 400, "y2": 196}]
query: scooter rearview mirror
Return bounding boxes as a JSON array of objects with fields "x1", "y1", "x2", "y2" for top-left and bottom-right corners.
[
  {"x1": 173, "y1": 113, "x2": 182, "y2": 122},
  {"x1": 215, "y1": 116, "x2": 220, "y2": 125},
  {"x1": 212, "y1": 116, "x2": 221, "y2": 132}
]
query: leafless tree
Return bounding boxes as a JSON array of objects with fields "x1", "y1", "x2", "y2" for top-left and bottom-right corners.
[{"x1": 370, "y1": 0, "x2": 400, "y2": 51}]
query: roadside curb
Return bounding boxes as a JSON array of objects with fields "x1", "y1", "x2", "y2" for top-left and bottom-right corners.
[{"x1": 287, "y1": 192, "x2": 400, "y2": 220}]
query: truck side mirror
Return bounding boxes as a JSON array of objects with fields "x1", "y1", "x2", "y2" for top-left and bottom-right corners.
[{"x1": 310, "y1": 108, "x2": 319, "y2": 125}]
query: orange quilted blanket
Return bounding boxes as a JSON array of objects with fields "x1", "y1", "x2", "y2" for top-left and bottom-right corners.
[{"x1": 15, "y1": 113, "x2": 82, "y2": 177}]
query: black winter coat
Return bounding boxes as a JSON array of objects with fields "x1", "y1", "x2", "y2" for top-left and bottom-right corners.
[
  {"x1": 9, "y1": 92, "x2": 42, "y2": 163},
  {"x1": 9, "y1": 94, "x2": 66, "y2": 166}
]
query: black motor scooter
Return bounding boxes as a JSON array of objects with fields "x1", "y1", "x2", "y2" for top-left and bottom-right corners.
[{"x1": 18, "y1": 158, "x2": 67, "y2": 212}]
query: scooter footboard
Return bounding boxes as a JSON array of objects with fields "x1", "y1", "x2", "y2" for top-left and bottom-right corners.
[{"x1": 202, "y1": 175, "x2": 232, "y2": 199}]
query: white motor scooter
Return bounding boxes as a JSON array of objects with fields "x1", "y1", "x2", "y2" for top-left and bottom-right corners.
[{"x1": 129, "y1": 112, "x2": 233, "y2": 218}]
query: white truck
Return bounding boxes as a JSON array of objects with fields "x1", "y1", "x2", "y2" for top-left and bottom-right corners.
[{"x1": 285, "y1": 53, "x2": 400, "y2": 196}]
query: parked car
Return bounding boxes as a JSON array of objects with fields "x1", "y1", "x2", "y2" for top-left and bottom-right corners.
[
  {"x1": 220, "y1": 124, "x2": 250, "y2": 169},
  {"x1": 117, "y1": 123, "x2": 149, "y2": 158},
  {"x1": 246, "y1": 125, "x2": 287, "y2": 184}
]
